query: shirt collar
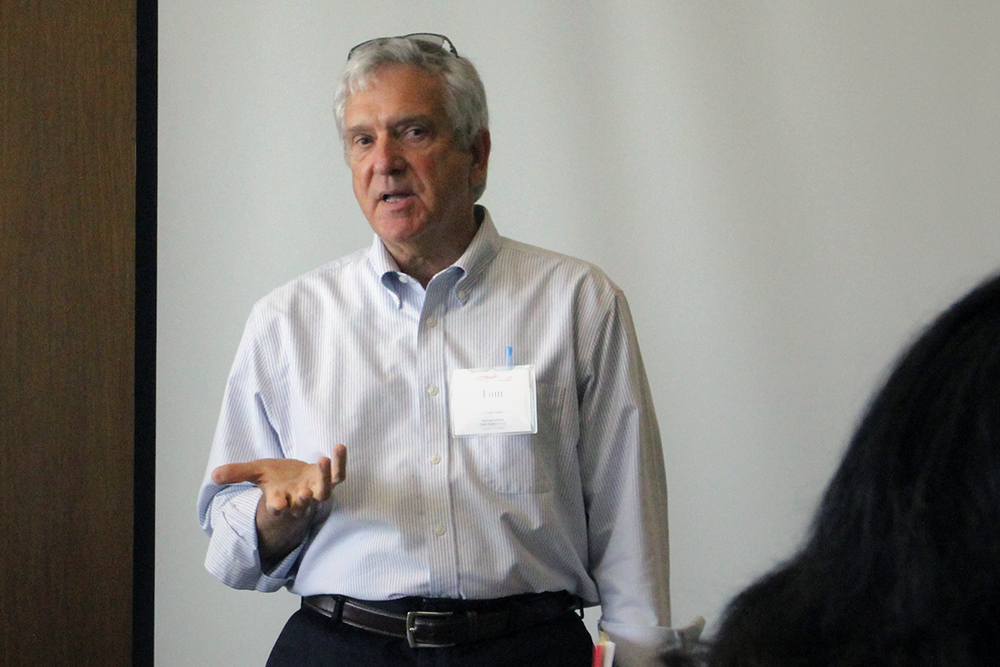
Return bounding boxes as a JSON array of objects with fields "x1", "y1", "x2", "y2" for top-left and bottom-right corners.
[{"x1": 370, "y1": 205, "x2": 501, "y2": 307}]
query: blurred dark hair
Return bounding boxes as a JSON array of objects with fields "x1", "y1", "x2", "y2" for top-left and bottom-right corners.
[{"x1": 710, "y1": 271, "x2": 1000, "y2": 667}]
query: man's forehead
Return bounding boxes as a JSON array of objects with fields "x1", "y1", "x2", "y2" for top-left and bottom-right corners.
[{"x1": 343, "y1": 65, "x2": 447, "y2": 125}]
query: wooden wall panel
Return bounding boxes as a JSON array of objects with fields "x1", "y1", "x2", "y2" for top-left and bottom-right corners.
[{"x1": 0, "y1": 2, "x2": 137, "y2": 665}]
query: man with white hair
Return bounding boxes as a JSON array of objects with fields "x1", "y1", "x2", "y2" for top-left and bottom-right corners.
[{"x1": 199, "y1": 33, "x2": 672, "y2": 667}]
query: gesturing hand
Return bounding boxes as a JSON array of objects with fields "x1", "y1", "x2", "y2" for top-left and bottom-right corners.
[{"x1": 211, "y1": 444, "x2": 347, "y2": 571}]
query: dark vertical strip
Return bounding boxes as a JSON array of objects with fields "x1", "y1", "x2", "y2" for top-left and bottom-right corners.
[
  {"x1": 2, "y1": 3, "x2": 135, "y2": 663},
  {"x1": 134, "y1": 0, "x2": 158, "y2": 664}
]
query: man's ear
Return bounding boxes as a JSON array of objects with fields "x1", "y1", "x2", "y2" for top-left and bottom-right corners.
[{"x1": 469, "y1": 129, "x2": 491, "y2": 186}]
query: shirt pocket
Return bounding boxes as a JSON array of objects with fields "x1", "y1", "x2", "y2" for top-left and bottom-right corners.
[{"x1": 461, "y1": 382, "x2": 570, "y2": 494}]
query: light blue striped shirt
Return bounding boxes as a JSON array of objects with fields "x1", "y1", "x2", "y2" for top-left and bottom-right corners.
[{"x1": 198, "y1": 207, "x2": 673, "y2": 661}]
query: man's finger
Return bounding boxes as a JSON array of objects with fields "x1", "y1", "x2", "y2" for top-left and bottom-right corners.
[
  {"x1": 312, "y1": 458, "x2": 333, "y2": 501},
  {"x1": 287, "y1": 494, "x2": 311, "y2": 515},
  {"x1": 331, "y1": 445, "x2": 347, "y2": 485},
  {"x1": 212, "y1": 461, "x2": 263, "y2": 486},
  {"x1": 264, "y1": 486, "x2": 290, "y2": 513}
]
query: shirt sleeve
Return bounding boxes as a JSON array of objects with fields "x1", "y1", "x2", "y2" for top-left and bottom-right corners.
[
  {"x1": 196, "y1": 305, "x2": 302, "y2": 592},
  {"x1": 576, "y1": 285, "x2": 676, "y2": 666}
]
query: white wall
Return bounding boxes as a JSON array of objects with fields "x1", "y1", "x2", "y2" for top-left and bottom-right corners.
[{"x1": 157, "y1": 2, "x2": 1000, "y2": 664}]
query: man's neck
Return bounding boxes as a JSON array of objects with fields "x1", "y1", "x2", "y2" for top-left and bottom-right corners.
[{"x1": 388, "y1": 207, "x2": 483, "y2": 287}]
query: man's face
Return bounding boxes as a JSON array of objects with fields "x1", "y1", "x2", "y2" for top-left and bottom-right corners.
[{"x1": 343, "y1": 64, "x2": 488, "y2": 257}]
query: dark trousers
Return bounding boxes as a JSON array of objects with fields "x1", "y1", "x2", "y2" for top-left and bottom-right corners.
[{"x1": 266, "y1": 605, "x2": 594, "y2": 667}]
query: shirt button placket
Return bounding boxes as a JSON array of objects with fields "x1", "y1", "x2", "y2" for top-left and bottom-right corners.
[{"x1": 417, "y1": 283, "x2": 459, "y2": 596}]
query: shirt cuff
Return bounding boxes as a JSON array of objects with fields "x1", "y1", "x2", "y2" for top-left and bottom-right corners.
[{"x1": 204, "y1": 485, "x2": 303, "y2": 592}]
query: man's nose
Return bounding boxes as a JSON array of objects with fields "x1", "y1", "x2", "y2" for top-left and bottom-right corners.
[{"x1": 372, "y1": 138, "x2": 405, "y2": 175}]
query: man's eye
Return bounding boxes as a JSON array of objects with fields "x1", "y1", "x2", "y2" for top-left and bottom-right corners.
[
  {"x1": 352, "y1": 135, "x2": 373, "y2": 147},
  {"x1": 405, "y1": 126, "x2": 428, "y2": 139}
]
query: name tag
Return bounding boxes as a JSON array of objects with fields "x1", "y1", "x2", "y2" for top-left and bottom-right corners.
[{"x1": 450, "y1": 365, "x2": 538, "y2": 437}]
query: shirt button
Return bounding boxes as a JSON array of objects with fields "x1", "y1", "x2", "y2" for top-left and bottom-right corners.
[
  {"x1": 456, "y1": 289, "x2": 468, "y2": 300},
  {"x1": 430, "y1": 454, "x2": 442, "y2": 465},
  {"x1": 433, "y1": 524, "x2": 446, "y2": 536},
  {"x1": 426, "y1": 316, "x2": 437, "y2": 328},
  {"x1": 398, "y1": 274, "x2": 410, "y2": 283},
  {"x1": 426, "y1": 384, "x2": 439, "y2": 396}
]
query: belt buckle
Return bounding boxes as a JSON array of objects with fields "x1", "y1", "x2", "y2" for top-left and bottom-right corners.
[{"x1": 405, "y1": 610, "x2": 454, "y2": 648}]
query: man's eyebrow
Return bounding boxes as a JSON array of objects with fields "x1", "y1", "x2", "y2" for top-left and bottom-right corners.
[
  {"x1": 392, "y1": 114, "x2": 435, "y2": 127},
  {"x1": 344, "y1": 123, "x2": 372, "y2": 137},
  {"x1": 346, "y1": 115, "x2": 437, "y2": 136}
]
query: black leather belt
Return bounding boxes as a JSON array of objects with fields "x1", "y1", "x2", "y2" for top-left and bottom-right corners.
[{"x1": 302, "y1": 592, "x2": 581, "y2": 648}]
